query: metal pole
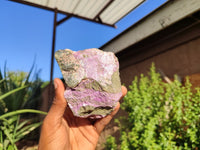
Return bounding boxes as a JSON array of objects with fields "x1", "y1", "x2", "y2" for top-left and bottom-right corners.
[{"x1": 49, "y1": 8, "x2": 57, "y2": 103}]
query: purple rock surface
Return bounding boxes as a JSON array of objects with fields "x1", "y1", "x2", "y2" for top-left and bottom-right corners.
[{"x1": 55, "y1": 48, "x2": 122, "y2": 118}]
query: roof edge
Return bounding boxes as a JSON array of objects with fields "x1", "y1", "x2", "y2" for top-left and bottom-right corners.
[{"x1": 100, "y1": 0, "x2": 200, "y2": 53}]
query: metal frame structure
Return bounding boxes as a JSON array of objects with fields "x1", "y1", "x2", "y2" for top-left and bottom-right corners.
[
  {"x1": 9, "y1": 0, "x2": 145, "y2": 82},
  {"x1": 9, "y1": 0, "x2": 145, "y2": 101},
  {"x1": 9, "y1": 0, "x2": 119, "y2": 85},
  {"x1": 10, "y1": 0, "x2": 117, "y2": 28}
]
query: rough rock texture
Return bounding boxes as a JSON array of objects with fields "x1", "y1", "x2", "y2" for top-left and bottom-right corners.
[{"x1": 55, "y1": 48, "x2": 122, "y2": 118}]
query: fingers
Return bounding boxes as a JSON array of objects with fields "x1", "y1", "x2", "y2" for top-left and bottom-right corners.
[
  {"x1": 94, "y1": 86, "x2": 127, "y2": 134},
  {"x1": 121, "y1": 85, "x2": 127, "y2": 98},
  {"x1": 47, "y1": 78, "x2": 67, "y2": 121},
  {"x1": 94, "y1": 102, "x2": 120, "y2": 134}
]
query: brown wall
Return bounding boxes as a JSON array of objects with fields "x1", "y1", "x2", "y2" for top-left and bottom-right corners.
[
  {"x1": 120, "y1": 37, "x2": 200, "y2": 87},
  {"x1": 118, "y1": 18, "x2": 200, "y2": 87}
]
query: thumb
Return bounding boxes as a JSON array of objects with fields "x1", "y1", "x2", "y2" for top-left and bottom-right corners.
[{"x1": 47, "y1": 78, "x2": 67, "y2": 121}]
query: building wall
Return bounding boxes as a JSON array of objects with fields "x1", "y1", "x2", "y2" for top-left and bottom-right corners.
[
  {"x1": 119, "y1": 22, "x2": 200, "y2": 87},
  {"x1": 120, "y1": 37, "x2": 200, "y2": 87}
]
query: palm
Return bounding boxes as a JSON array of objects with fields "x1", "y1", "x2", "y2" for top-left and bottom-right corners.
[
  {"x1": 38, "y1": 78, "x2": 127, "y2": 150},
  {"x1": 62, "y1": 108, "x2": 99, "y2": 150}
]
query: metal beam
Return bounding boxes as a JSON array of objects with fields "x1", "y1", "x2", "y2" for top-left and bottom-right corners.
[
  {"x1": 9, "y1": 0, "x2": 116, "y2": 28},
  {"x1": 50, "y1": 8, "x2": 57, "y2": 83},
  {"x1": 49, "y1": 8, "x2": 57, "y2": 101},
  {"x1": 57, "y1": 15, "x2": 72, "y2": 26}
]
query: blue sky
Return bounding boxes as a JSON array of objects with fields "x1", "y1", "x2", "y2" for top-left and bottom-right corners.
[{"x1": 0, "y1": 0, "x2": 167, "y2": 81}]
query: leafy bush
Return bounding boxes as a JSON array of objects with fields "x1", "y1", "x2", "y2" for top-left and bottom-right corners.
[
  {"x1": 0, "y1": 64, "x2": 48, "y2": 114},
  {"x1": 105, "y1": 136, "x2": 118, "y2": 150},
  {"x1": 0, "y1": 110, "x2": 46, "y2": 150},
  {"x1": 107, "y1": 64, "x2": 200, "y2": 150},
  {"x1": 0, "y1": 64, "x2": 47, "y2": 149}
]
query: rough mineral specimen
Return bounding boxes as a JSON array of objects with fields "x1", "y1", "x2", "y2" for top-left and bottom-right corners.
[{"x1": 55, "y1": 48, "x2": 122, "y2": 118}]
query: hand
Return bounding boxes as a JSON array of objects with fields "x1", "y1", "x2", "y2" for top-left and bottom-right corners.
[{"x1": 38, "y1": 78, "x2": 127, "y2": 150}]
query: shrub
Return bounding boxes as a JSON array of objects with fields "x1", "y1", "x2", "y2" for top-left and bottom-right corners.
[
  {"x1": 105, "y1": 136, "x2": 118, "y2": 150},
  {"x1": 0, "y1": 110, "x2": 46, "y2": 150},
  {"x1": 106, "y1": 63, "x2": 200, "y2": 149},
  {"x1": 0, "y1": 64, "x2": 48, "y2": 114},
  {"x1": 0, "y1": 64, "x2": 47, "y2": 149}
]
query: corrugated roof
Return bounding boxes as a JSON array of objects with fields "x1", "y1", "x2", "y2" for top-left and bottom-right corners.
[
  {"x1": 101, "y1": 0, "x2": 200, "y2": 53},
  {"x1": 10, "y1": 0, "x2": 145, "y2": 27}
]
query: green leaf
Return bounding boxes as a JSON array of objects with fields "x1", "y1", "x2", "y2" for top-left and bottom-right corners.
[
  {"x1": 7, "y1": 116, "x2": 18, "y2": 125},
  {"x1": 14, "y1": 122, "x2": 42, "y2": 142},
  {"x1": 3, "y1": 128, "x2": 14, "y2": 146},
  {"x1": 7, "y1": 144, "x2": 16, "y2": 150},
  {"x1": 24, "y1": 62, "x2": 35, "y2": 86},
  {"x1": 0, "y1": 79, "x2": 5, "y2": 85},
  {"x1": 3, "y1": 139, "x2": 10, "y2": 150},
  {"x1": 105, "y1": 136, "x2": 117, "y2": 150},
  {"x1": 0, "y1": 86, "x2": 27, "y2": 100},
  {"x1": 0, "y1": 143, "x2": 3, "y2": 150},
  {"x1": 0, "y1": 109, "x2": 47, "y2": 120},
  {"x1": 13, "y1": 116, "x2": 20, "y2": 141},
  {"x1": 0, "y1": 131, "x2": 3, "y2": 143},
  {"x1": 0, "y1": 99, "x2": 7, "y2": 113},
  {"x1": 16, "y1": 119, "x2": 32, "y2": 131}
]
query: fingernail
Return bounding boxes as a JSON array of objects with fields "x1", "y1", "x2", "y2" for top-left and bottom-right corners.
[{"x1": 54, "y1": 80, "x2": 58, "y2": 90}]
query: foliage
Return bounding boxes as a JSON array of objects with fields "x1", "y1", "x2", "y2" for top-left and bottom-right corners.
[
  {"x1": 0, "y1": 64, "x2": 48, "y2": 149},
  {"x1": 106, "y1": 63, "x2": 200, "y2": 149},
  {"x1": 0, "y1": 63, "x2": 48, "y2": 115},
  {"x1": 0, "y1": 110, "x2": 47, "y2": 150},
  {"x1": 105, "y1": 136, "x2": 118, "y2": 150}
]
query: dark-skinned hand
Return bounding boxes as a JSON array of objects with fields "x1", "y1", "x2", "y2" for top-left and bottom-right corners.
[{"x1": 38, "y1": 78, "x2": 127, "y2": 150}]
